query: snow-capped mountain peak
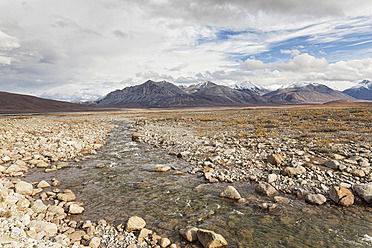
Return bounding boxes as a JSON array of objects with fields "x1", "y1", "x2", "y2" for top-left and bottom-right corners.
[{"x1": 350, "y1": 79, "x2": 372, "y2": 90}]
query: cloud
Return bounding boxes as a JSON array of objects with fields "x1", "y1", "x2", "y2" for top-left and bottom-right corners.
[
  {"x1": 0, "y1": 0, "x2": 371, "y2": 100},
  {"x1": 239, "y1": 58, "x2": 268, "y2": 70},
  {"x1": 277, "y1": 53, "x2": 328, "y2": 72}
]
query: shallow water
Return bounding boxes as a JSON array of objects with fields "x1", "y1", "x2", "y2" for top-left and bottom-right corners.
[{"x1": 27, "y1": 122, "x2": 372, "y2": 247}]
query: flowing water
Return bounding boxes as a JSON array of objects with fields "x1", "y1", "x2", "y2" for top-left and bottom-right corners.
[{"x1": 27, "y1": 122, "x2": 372, "y2": 247}]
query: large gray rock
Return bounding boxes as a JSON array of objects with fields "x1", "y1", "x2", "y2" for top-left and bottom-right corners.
[
  {"x1": 323, "y1": 160, "x2": 339, "y2": 170},
  {"x1": 15, "y1": 181, "x2": 33, "y2": 196},
  {"x1": 219, "y1": 186, "x2": 241, "y2": 200},
  {"x1": 255, "y1": 182, "x2": 278, "y2": 197},
  {"x1": 179, "y1": 226, "x2": 198, "y2": 242},
  {"x1": 305, "y1": 194, "x2": 327, "y2": 205},
  {"x1": 125, "y1": 216, "x2": 146, "y2": 232},
  {"x1": 352, "y1": 183, "x2": 372, "y2": 203},
  {"x1": 197, "y1": 229, "x2": 228, "y2": 248}
]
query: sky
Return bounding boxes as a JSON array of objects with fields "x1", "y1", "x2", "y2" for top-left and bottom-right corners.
[{"x1": 1, "y1": 0, "x2": 372, "y2": 101}]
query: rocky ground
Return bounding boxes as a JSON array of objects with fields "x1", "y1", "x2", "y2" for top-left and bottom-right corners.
[
  {"x1": 0, "y1": 114, "x2": 181, "y2": 248},
  {"x1": 132, "y1": 108, "x2": 372, "y2": 206},
  {"x1": 1, "y1": 107, "x2": 372, "y2": 248}
]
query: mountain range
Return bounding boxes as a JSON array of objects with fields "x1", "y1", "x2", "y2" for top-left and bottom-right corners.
[
  {"x1": 85, "y1": 80, "x2": 360, "y2": 108},
  {"x1": 1, "y1": 80, "x2": 370, "y2": 113}
]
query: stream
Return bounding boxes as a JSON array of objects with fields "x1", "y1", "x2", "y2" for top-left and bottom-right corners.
[{"x1": 27, "y1": 122, "x2": 372, "y2": 247}]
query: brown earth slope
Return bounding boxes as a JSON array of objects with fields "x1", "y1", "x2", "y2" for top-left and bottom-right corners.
[{"x1": 0, "y1": 91, "x2": 101, "y2": 114}]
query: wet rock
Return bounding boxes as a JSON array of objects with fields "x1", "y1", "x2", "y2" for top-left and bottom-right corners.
[
  {"x1": 37, "y1": 180, "x2": 50, "y2": 188},
  {"x1": 283, "y1": 166, "x2": 306, "y2": 176},
  {"x1": 160, "y1": 237, "x2": 171, "y2": 247},
  {"x1": 15, "y1": 181, "x2": 33, "y2": 196},
  {"x1": 126, "y1": 216, "x2": 146, "y2": 232},
  {"x1": 57, "y1": 189, "x2": 76, "y2": 202},
  {"x1": 36, "y1": 161, "x2": 49, "y2": 168},
  {"x1": 323, "y1": 160, "x2": 339, "y2": 170},
  {"x1": 179, "y1": 226, "x2": 198, "y2": 242},
  {"x1": 255, "y1": 182, "x2": 279, "y2": 197},
  {"x1": 352, "y1": 183, "x2": 372, "y2": 203},
  {"x1": 197, "y1": 229, "x2": 228, "y2": 248},
  {"x1": 132, "y1": 133, "x2": 141, "y2": 142},
  {"x1": 219, "y1": 186, "x2": 241, "y2": 200},
  {"x1": 69, "y1": 203, "x2": 85, "y2": 214},
  {"x1": 305, "y1": 194, "x2": 327, "y2": 205},
  {"x1": 274, "y1": 196, "x2": 291, "y2": 204},
  {"x1": 155, "y1": 164, "x2": 171, "y2": 172},
  {"x1": 269, "y1": 204, "x2": 281, "y2": 214},
  {"x1": 138, "y1": 228, "x2": 153, "y2": 241},
  {"x1": 267, "y1": 154, "x2": 285, "y2": 166},
  {"x1": 329, "y1": 186, "x2": 354, "y2": 206},
  {"x1": 95, "y1": 163, "x2": 107, "y2": 168},
  {"x1": 68, "y1": 230, "x2": 86, "y2": 242}
]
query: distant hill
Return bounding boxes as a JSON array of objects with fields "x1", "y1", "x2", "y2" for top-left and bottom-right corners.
[
  {"x1": 0, "y1": 91, "x2": 99, "y2": 114},
  {"x1": 263, "y1": 83, "x2": 356, "y2": 103},
  {"x1": 343, "y1": 80, "x2": 372, "y2": 100}
]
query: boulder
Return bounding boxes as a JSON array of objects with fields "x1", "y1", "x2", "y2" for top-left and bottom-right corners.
[
  {"x1": 219, "y1": 186, "x2": 241, "y2": 200},
  {"x1": 29, "y1": 220, "x2": 58, "y2": 236},
  {"x1": 283, "y1": 166, "x2": 306, "y2": 176},
  {"x1": 305, "y1": 194, "x2": 327, "y2": 205},
  {"x1": 179, "y1": 226, "x2": 198, "y2": 242},
  {"x1": 155, "y1": 164, "x2": 171, "y2": 172},
  {"x1": 329, "y1": 186, "x2": 354, "y2": 206},
  {"x1": 352, "y1": 183, "x2": 372, "y2": 203},
  {"x1": 126, "y1": 216, "x2": 146, "y2": 232},
  {"x1": 69, "y1": 204, "x2": 84, "y2": 214},
  {"x1": 197, "y1": 229, "x2": 228, "y2": 248},
  {"x1": 15, "y1": 181, "x2": 33, "y2": 196},
  {"x1": 4, "y1": 164, "x2": 22, "y2": 174},
  {"x1": 255, "y1": 182, "x2": 278, "y2": 197},
  {"x1": 267, "y1": 154, "x2": 285, "y2": 166},
  {"x1": 160, "y1": 238, "x2": 171, "y2": 248},
  {"x1": 267, "y1": 174, "x2": 277, "y2": 184},
  {"x1": 95, "y1": 163, "x2": 106, "y2": 168},
  {"x1": 323, "y1": 160, "x2": 339, "y2": 170},
  {"x1": 48, "y1": 205, "x2": 65, "y2": 216},
  {"x1": 132, "y1": 133, "x2": 141, "y2": 142},
  {"x1": 351, "y1": 169, "x2": 365, "y2": 178},
  {"x1": 36, "y1": 161, "x2": 49, "y2": 168},
  {"x1": 37, "y1": 180, "x2": 50, "y2": 188},
  {"x1": 57, "y1": 189, "x2": 76, "y2": 202},
  {"x1": 274, "y1": 196, "x2": 291, "y2": 204},
  {"x1": 31, "y1": 199, "x2": 47, "y2": 213},
  {"x1": 89, "y1": 237, "x2": 101, "y2": 248}
]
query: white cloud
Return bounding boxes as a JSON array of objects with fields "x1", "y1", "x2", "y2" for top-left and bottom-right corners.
[
  {"x1": 239, "y1": 58, "x2": 268, "y2": 70},
  {"x1": 277, "y1": 53, "x2": 328, "y2": 72}
]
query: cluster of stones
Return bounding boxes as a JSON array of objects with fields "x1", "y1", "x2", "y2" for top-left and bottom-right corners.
[
  {"x1": 132, "y1": 116, "x2": 372, "y2": 207},
  {"x1": 0, "y1": 177, "x2": 181, "y2": 248},
  {"x1": 0, "y1": 116, "x2": 116, "y2": 170}
]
